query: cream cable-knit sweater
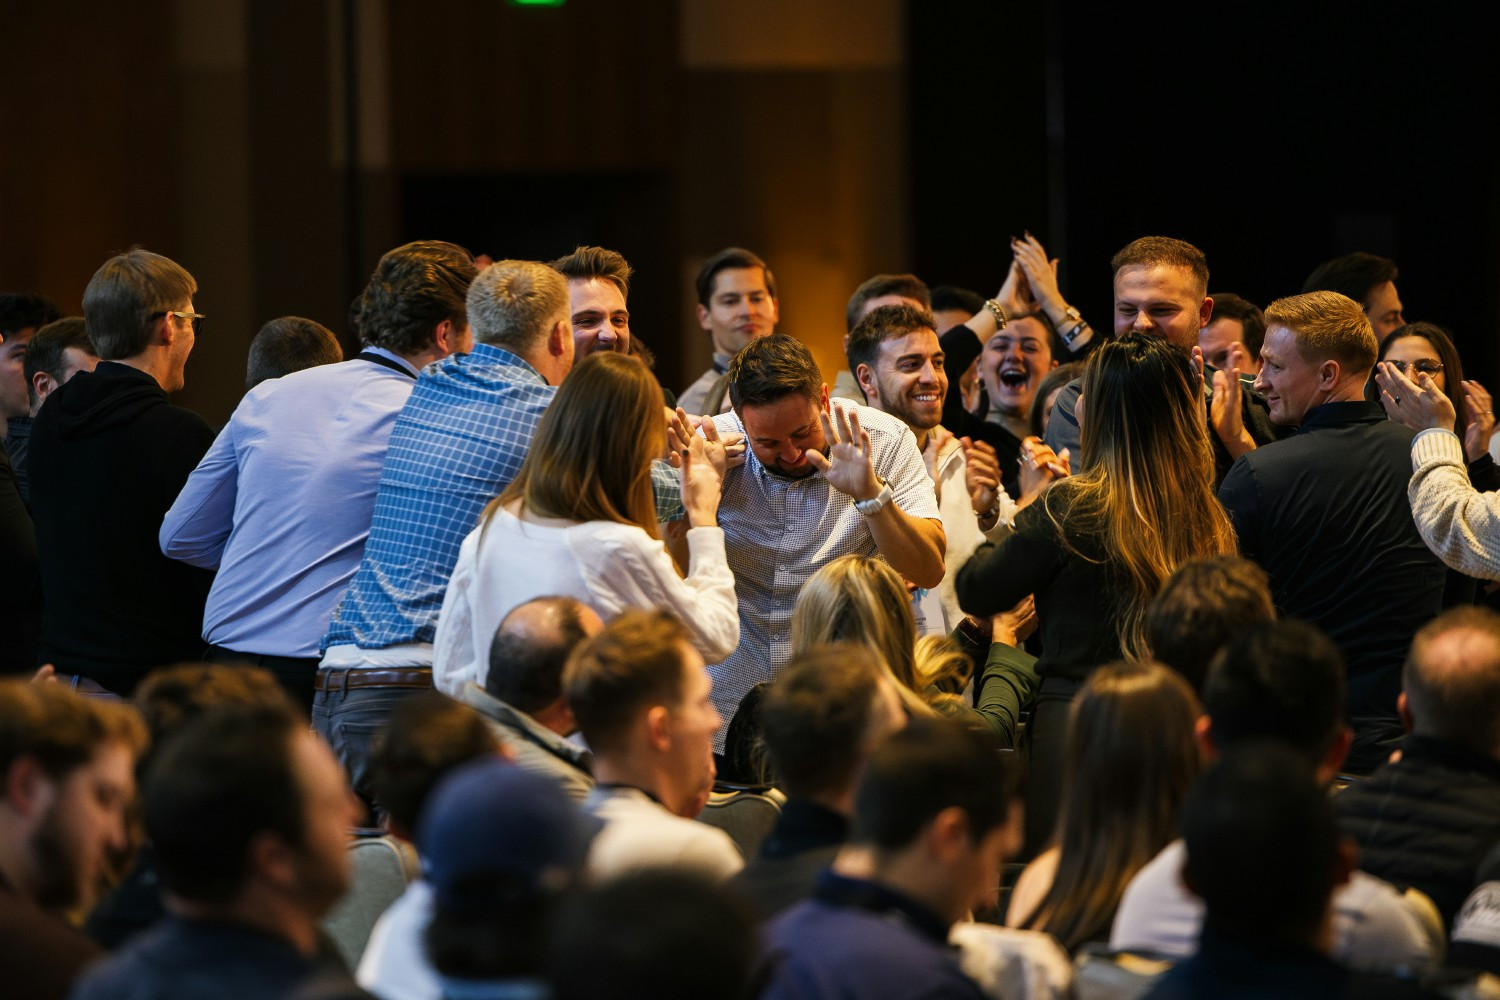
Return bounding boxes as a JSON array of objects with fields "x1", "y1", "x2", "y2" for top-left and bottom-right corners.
[{"x1": 1409, "y1": 428, "x2": 1500, "y2": 580}]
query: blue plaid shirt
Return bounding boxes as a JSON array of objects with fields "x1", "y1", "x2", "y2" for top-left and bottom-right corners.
[
  {"x1": 322, "y1": 344, "x2": 683, "y2": 653},
  {"x1": 321, "y1": 344, "x2": 557, "y2": 651}
]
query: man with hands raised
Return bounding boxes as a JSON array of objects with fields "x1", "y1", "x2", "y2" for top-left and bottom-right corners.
[{"x1": 706, "y1": 333, "x2": 943, "y2": 754}]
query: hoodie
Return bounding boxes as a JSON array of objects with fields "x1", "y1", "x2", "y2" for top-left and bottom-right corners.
[{"x1": 28, "y1": 361, "x2": 216, "y2": 691}]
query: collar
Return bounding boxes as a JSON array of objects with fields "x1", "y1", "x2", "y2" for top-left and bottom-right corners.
[
  {"x1": 1400, "y1": 734, "x2": 1500, "y2": 781},
  {"x1": 760, "y1": 798, "x2": 849, "y2": 859},
  {"x1": 813, "y1": 869, "x2": 952, "y2": 945},
  {"x1": 1294, "y1": 399, "x2": 1388, "y2": 434},
  {"x1": 712, "y1": 351, "x2": 732, "y2": 374},
  {"x1": 358, "y1": 345, "x2": 421, "y2": 378},
  {"x1": 460, "y1": 684, "x2": 591, "y2": 772}
]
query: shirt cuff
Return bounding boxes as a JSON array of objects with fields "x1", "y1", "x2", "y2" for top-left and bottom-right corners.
[{"x1": 1412, "y1": 428, "x2": 1464, "y2": 470}]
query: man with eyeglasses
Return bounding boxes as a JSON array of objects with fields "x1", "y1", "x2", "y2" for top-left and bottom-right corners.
[
  {"x1": 27, "y1": 248, "x2": 218, "y2": 694},
  {"x1": 1217, "y1": 290, "x2": 1447, "y2": 774}
]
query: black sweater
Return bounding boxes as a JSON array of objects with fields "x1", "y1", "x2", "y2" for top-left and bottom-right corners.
[{"x1": 28, "y1": 362, "x2": 216, "y2": 691}]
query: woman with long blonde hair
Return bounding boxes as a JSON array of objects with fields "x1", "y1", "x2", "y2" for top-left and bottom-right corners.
[
  {"x1": 432, "y1": 352, "x2": 739, "y2": 694},
  {"x1": 792, "y1": 555, "x2": 984, "y2": 725},
  {"x1": 956, "y1": 332, "x2": 1235, "y2": 850}
]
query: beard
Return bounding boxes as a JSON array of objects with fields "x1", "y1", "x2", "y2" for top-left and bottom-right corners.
[{"x1": 28, "y1": 801, "x2": 87, "y2": 912}]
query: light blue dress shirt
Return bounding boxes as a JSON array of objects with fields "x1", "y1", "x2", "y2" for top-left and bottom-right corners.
[{"x1": 160, "y1": 348, "x2": 419, "y2": 658}]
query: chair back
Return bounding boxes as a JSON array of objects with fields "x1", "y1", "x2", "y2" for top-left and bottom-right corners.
[{"x1": 320, "y1": 830, "x2": 421, "y2": 968}]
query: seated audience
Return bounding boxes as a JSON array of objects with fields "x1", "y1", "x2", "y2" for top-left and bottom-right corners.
[
  {"x1": 1006, "y1": 661, "x2": 1201, "y2": 953},
  {"x1": 734, "y1": 643, "x2": 907, "y2": 917},
  {"x1": 419, "y1": 757, "x2": 598, "y2": 1000},
  {"x1": 547, "y1": 870, "x2": 759, "y2": 1000},
  {"x1": 958, "y1": 332, "x2": 1235, "y2": 851},
  {"x1": 0, "y1": 680, "x2": 145, "y2": 1000},
  {"x1": 86, "y1": 663, "x2": 291, "y2": 948},
  {"x1": 244, "y1": 315, "x2": 343, "y2": 389},
  {"x1": 760, "y1": 718, "x2": 1023, "y2": 1000},
  {"x1": 1141, "y1": 744, "x2": 1437, "y2": 1000},
  {"x1": 457, "y1": 596, "x2": 601, "y2": 801},
  {"x1": 1112, "y1": 621, "x2": 1438, "y2": 974},
  {"x1": 568, "y1": 610, "x2": 743, "y2": 880},
  {"x1": 357, "y1": 694, "x2": 503, "y2": 1000},
  {"x1": 432, "y1": 351, "x2": 737, "y2": 696},
  {"x1": 73, "y1": 701, "x2": 363, "y2": 999},
  {"x1": 1336, "y1": 606, "x2": 1500, "y2": 930},
  {"x1": 1145, "y1": 556, "x2": 1274, "y2": 692}
]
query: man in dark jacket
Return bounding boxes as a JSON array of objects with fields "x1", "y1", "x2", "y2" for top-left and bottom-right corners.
[
  {"x1": 1337, "y1": 606, "x2": 1500, "y2": 930},
  {"x1": 27, "y1": 249, "x2": 215, "y2": 693}
]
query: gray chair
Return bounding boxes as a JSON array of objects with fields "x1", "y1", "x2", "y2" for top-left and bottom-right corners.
[
  {"x1": 320, "y1": 830, "x2": 420, "y2": 969},
  {"x1": 697, "y1": 784, "x2": 785, "y2": 859}
]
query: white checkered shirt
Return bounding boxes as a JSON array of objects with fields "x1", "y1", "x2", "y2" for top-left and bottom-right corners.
[{"x1": 708, "y1": 403, "x2": 939, "y2": 746}]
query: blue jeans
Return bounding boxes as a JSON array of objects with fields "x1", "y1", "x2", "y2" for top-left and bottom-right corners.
[{"x1": 312, "y1": 685, "x2": 425, "y2": 815}]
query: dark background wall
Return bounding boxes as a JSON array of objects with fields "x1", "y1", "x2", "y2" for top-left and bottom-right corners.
[{"x1": 3, "y1": 0, "x2": 1495, "y2": 425}]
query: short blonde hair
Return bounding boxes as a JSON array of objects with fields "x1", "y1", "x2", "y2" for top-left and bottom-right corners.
[{"x1": 1264, "y1": 290, "x2": 1377, "y2": 375}]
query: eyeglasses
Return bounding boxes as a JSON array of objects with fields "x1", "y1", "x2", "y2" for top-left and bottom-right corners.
[
  {"x1": 1389, "y1": 359, "x2": 1443, "y2": 377},
  {"x1": 153, "y1": 310, "x2": 206, "y2": 336}
]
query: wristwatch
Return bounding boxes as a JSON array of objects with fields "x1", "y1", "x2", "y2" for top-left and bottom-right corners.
[{"x1": 854, "y1": 477, "x2": 894, "y2": 516}]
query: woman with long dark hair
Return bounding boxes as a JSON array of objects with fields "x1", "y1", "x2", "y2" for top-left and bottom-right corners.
[
  {"x1": 432, "y1": 352, "x2": 738, "y2": 694},
  {"x1": 1005, "y1": 661, "x2": 1201, "y2": 952},
  {"x1": 956, "y1": 332, "x2": 1235, "y2": 850}
]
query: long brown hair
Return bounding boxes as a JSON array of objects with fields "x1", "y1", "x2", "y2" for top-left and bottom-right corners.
[
  {"x1": 1019, "y1": 661, "x2": 1202, "y2": 950},
  {"x1": 487, "y1": 352, "x2": 663, "y2": 536},
  {"x1": 1048, "y1": 333, "x2": 1237, "y2": 660}
]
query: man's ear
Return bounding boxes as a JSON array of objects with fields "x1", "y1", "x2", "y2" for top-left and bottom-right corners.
[
  {"x1": 1397, "y1": 691, "x2": 1414, "y2": 733},
  {"x1": 550, "y1": 319, "x2": 572, "y2": 358},
  {"x1": 696, "y1": 303, "x2": 712, "y2": 334},
  {"x1": 248, "y1": 830, "x2": 298, "y2": 891},
  {"x1": 2, "y1": 757, "x2": 55, "y2": 819},
  {"x1": 927, "y1": 805, "x2": 971, "y2": 862},
  {"x1": 1199, "y1": 295, "x2": 1214, "y2": 330},
  {"x1": 432, "y1": 319, "x2": 463, "y2": 354},
  {"x1": 855, "y1": 363, "x2": 877, "y2": 405},
  {"x1": 645, "y1": 705, "x2": 671, "y2": 753},
  {"x1": 1317, "y1": 359, "x2": 1342, "y2": 391},
  {"x1": 31, "y1": 371, "x2": 56, "y2": 401}
]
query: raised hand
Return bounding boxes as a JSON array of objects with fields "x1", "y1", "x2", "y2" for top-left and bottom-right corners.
[
  {"x1": 1375, "y1": 361, "x2": 1456, "y2": 433},
  {"x1": 1011, "y1": 233, "x2": 1065, "y2": 314},
  {"x1": 922, "y1": 425, "x2": 955, "y2": 484},
  {"x1": 962, "y1": 436, "x2": 1001, "y2": 517},
  {"x1": 1463, "y1": 380, "x2": 1496, "y2": 462},
  {"x1": 1017, "y1": 436, "x2": 1068, "y2": 506},
  {"x1": 1208, "y1": 343, "x2": 1255, "y2": 458},
  {"x1": 805, "y1": 404, "x2": 881, "y2": 500},
  {"x1": 672, "y1": 406, "x2": 726, "y2": 526}
]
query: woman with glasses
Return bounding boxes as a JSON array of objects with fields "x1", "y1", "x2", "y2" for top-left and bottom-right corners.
[
  {"x1": 1368, "y1": 322, "x2": 1495, "y2": 466},
  {"x1": 1368, "y1": 322, "x2": 1499, "y2": 607}
]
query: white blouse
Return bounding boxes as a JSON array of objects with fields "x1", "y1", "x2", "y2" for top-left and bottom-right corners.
[{"x1": 432, "y1": 509, "x2": 739, "y2": 695}]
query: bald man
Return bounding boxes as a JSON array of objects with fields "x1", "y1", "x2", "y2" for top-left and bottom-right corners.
[{"x1": 458, "y1": 596, "x2": 603, "y2": 801}]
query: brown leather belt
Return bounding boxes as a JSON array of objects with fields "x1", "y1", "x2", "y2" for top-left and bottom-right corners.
[{"x1": 314, "y1": 667, "x2": 433, "y2": 692}]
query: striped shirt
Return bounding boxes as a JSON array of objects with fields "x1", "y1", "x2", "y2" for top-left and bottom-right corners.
[{"x1": 708, "y1": 403, "x2": 940, "y2": 744}]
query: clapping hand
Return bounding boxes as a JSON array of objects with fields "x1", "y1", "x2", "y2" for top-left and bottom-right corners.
[
  {"x1": 1374, "y1": 362, "x2": 1456, "y2": 433},
  {"x1": 668, "y1": 406, "x2": 727, "y2": 526},
  {"x1": 962, "y1": 437, "x2": 1001, "y2": 518},
  {"x1": 1463, "y1": 380, "x2": 1495, "y2": 462},
  {"x1": 806, "y1": 404, "x2": 881, "y2": 501}
]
